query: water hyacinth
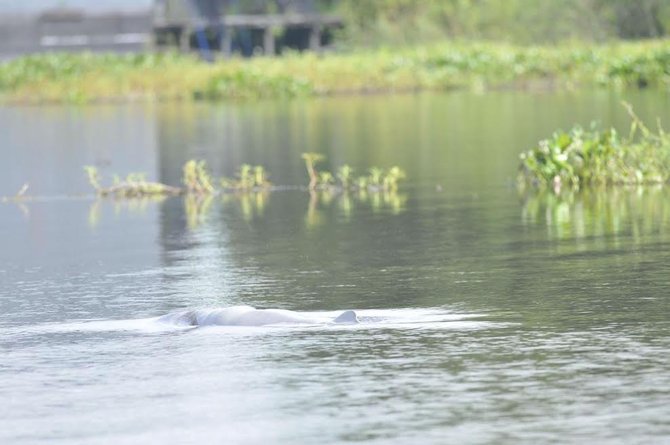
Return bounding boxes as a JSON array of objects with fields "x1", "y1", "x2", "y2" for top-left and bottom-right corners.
[
  {"x1": 84, "y1": 165, "x2": 181, "y2": 197},
  {"x1": 220, "y1": 164, "x2": 272, "y2": 191},
  {"x1": 301, "y1": 153, "x2": 406, "y2": 192},
  {"x1": 82, "y1": 155, "x2": 405, "y2": 199},
  {"x1": 183, "y1": 160, "x2": 215, "y2": 194},
  {"x1": 518, "y1": 103, "x2": 670, "y2": 190}
]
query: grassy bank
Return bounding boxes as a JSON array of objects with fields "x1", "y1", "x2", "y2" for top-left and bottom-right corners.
[{"x1": 1, "y1": 40, "x2": 669, "y2": 103}]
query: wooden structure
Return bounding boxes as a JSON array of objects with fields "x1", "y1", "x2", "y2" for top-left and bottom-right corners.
[
  {"x1": 0, "y1": 7, "x2": 152, "y2": 59},
  {"x1": 153, "y1": 0, "x2": 343, "y2": 57},
  {"x1": 0, "y1": 1, "x2": 343, "y2": 60},
  {"x1": 220, "y1": 14, "x2": 341, "y2": 56}
]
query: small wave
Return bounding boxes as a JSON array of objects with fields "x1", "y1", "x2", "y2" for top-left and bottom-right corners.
[
  {"x1": 154, "y1": 306, "x2": 508, "y2": 331},
  {"x1": 1, "y1": 307, "x2": 511, "y2": 338}
]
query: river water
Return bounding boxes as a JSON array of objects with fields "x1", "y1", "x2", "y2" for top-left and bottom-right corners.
[{"x1": 1, "y1": 91, "x2": 670, "y2": 444}]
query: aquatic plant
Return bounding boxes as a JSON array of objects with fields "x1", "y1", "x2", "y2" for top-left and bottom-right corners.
[
  {"x1": 182, "y1": 160, "x2": 215, "y2": 194},
  {"x1": 518, "y1": 103, "x2": 670, "y2": 190},
  {"x1": 238, "y1": 164, "x2": 255, "y2": 190},
  {"x1": 0, "y1": 183, "x2": 30, "y2": 203},
  {"x1": 302, "y1": 152, "x2": 325, "y2": 190},
  {"x1": 220, "y1": 164, "x2": 272, "y2": 191},
  {"x1": 355, "y1": 176, "x2": 369, "y2": 190},
  {"x1": 383, "y1": 166, "x2": 407, "y2": 192},
  {"x1": 84, "y1": 166, "x2": 181, "y2": 197},
  {"x1": 318, "y1": 171, "x2": 335, "y2": 187},
  {"x1": 84, "y1": 166, "x2": 102, "y2": 192},
  {"x1": 81, "y1": 155, "x2": 404, "y2": 206},
  {"x1": 367, "y1": 167, "x2": 385, "y2": 189},
  {"x1": 337, "y1": 164, "x2": 354, "y2": 189},
  {"x1": 301, "y1": 153, "x2": 406, "y2": 192},
  {"x1": 254, "y1": 165, "x2": 270, "y2": 188}
]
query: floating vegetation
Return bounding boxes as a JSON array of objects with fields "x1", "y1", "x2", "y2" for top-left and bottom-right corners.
[
  {"x1": 85, "y1": 156, "x2": 405, "y2": 200},
  {"x1": 337, "y1": 165, "x2": 354, "y2": 189},
  {"x1": 301, "y1": 152, "x2": 325, "y2": 191},
  {"x1": 518, "y1": 103, "x2": 670, "y2": 191},
  {"x1": 81, "y1": 156, "x2": 407, "y2": 230},
  {"x1": 84, "y1": 166, "x2": 181, "y2": 197},
  {"x1": 84, "y1": 160, "x2": 272, "y2": 198},
  {"x1": 182, "y1": 160, "x2": 215, "y2": 194},
  {"x1": 220, "y1": 164, "x2": 272, "y2": 191},
  {"x1": 301, "y1": 153, "x2": 406, "y2": 192},
  {"x1": 0, "y1": 183, "x2": 30, "y2": 202}
]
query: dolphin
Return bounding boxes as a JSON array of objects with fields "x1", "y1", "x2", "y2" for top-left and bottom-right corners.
[{"x1": 158, "y1": 305, "x2": 359, "y2": 327}]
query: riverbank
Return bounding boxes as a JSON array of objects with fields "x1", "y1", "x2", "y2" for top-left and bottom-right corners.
[{"x1": 1, "y1": 40, "x2": 669, "y2": 104}]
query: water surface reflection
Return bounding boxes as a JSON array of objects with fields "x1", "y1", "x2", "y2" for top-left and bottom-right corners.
[{"x1": 2, "y1": 91, "x2": 670, "y2": 444}]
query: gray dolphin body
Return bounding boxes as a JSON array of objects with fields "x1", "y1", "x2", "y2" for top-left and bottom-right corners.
[{"x1": 158, "y1": 305, "x2": 358, "y2": 327}]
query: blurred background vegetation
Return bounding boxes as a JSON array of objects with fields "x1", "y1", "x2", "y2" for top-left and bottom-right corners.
[
  {"x1": 315, "y1": 0, "x2": 670, "y2": 46},
  {"x1": 2, "y1": 0, "x2": 669, "y2": 103}
]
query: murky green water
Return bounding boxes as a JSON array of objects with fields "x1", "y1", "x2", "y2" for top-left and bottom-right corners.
[{"x1": 1, "y1": 91, "x2": 670, "y2": 444}]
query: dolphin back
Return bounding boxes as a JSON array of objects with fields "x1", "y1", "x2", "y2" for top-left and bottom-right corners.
[{"x1": 333, "y1": 310, "x2": 358, "y2": 324}]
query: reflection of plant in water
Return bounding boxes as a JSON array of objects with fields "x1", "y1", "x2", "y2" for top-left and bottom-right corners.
[
  {"x1": 184, "y1": 193, "x2": 214, "y2": 229},
  {"x1": 306, "y1": 189, "x2": 408, "y2": 228},
  {"x1": 222, "y1": 191, "x2": 270, "y2": 222},
  {"x1": 88, "y1": 199, "x2": 101, "y2": 227},
  {"x1": 87, "y1": 195, "x2": 167, "y2": 228},
  {"x1": 306, "y1": 192, "x2": 323, "y2": 228},
  {"x1": 521, "y1": 187, "x2": 670, "y2": 242}
]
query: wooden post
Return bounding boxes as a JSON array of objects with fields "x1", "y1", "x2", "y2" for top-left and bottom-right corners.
[
  {"x1": 179, "y1": 25, "x2": 190, "y2": 53},
  {"x1": 221, "y1": 26, "x2": 233, "y2": 58},
  {"x1": 263, "y1": 27, "x2": 275, "y2": 56},
  {"x1": 309, "y1": 24, "x2": 322, "y2": 52}
]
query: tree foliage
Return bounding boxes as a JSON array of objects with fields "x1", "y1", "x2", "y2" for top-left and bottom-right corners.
[{"x1": 327, "y1": 0, "x2": 670, "y2": 45}]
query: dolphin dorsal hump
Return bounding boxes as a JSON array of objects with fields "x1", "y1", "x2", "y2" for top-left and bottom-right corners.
[{"x1": 334, "y1": 310, "x2": 358, "y2": 324}]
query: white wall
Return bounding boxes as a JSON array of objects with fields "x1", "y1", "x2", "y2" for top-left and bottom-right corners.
[{"x1": 0, "y1": 0, "x2": 152, "y2": 13}]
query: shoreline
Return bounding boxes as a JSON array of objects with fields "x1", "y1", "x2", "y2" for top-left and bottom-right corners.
[{"x1": 1, "y1": 40, "x2": 669, "y2": 104}]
